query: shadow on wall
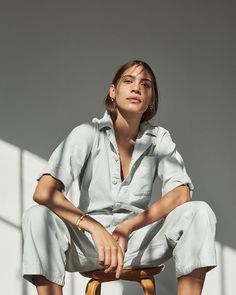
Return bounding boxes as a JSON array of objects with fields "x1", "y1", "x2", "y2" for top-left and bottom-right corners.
[{"x1": 0, "y1": 138, "x2": 235, "y2": 295}]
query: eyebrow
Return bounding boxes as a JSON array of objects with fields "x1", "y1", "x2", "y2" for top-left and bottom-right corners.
[{"x1": 121, "y1": 74, "x2": 152, "y2": 83}]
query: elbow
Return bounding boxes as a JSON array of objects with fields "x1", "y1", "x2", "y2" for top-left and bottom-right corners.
[
  {"x1": 33, "y1": 187, "x2": 52, "y2": 205},
  {"x1": 177, "y1": 185, "x2": 192, "y2": 205},
  {"x1": 33, "y1": 174, "x2": 63, "y2": 205},
  {"x1": 179, "y1": 192, "x2": 191, "y2": 204},
  {"x1": 33, "y1": 193, "x2": 42, "y2": 204},
  {"x1": 33, "y1": 191, "x2": 48, "y2": 205}
]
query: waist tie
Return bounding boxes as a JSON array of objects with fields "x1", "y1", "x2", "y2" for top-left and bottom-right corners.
[{"x1": 87, "y1": 202, "x2": 145, "y2": 215}]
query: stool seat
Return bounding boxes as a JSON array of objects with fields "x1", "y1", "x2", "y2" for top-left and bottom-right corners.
[{"x1": 80, "y1": 265, "x2": 164, "y2": 295}]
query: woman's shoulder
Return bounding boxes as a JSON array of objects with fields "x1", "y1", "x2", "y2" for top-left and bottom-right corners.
[
  {"x1": 144, "y1": 122, "x2": 176, "y2": 154},
  {"x1": 143, "y1": 121, "x2": 171, "y2": 138},
  {"x1": 68, "y1": 122, "x2": 94, "y2": 136},
  {"x1": 64, "y1": 120, "x2": 99, "y2": 145}
]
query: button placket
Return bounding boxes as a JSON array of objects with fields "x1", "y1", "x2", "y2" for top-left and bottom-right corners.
[
  {"x1": 107, "y1": 128, "x2": 126, "y2": 201},
  {"x1": 111, "y1": 153, "x2": 121, "y2": 199}
]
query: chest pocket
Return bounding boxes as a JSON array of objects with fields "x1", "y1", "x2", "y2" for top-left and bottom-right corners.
[{"x1": 129, "y1": 155, "x2": 157, "y2": 196}]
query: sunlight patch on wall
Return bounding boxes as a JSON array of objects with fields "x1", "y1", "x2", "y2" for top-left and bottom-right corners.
[{"x1": 0, "y1": 139, "x2": 21, "y2": 225}]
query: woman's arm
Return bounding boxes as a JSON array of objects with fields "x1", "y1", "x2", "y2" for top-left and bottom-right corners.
[
  {"x1": 33, "y1": 174, "x2": 124, "y2": 278},
  {"x1": 112, "y1": 184, "x2": 191, "y2": 253},
  {"x1": 124, "y1": 184, "x2": 190, "y2": 231}
]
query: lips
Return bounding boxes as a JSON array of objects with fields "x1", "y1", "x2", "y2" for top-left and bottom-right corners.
[{"x1": 127, "y1": 96, "x2": 142, "y2": 103}]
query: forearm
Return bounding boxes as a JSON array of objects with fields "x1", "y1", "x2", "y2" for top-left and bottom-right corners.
[
  {"x1": 33, "y1": 189, "x2": 102, "y2": 233},
  {"x1": 122, "y1": 185, "x2": 191, "y2": 233}
]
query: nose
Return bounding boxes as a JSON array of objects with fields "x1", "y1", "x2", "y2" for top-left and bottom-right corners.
[{"x1": 131, "y1": 81, "x2": 141, "y2": 94}]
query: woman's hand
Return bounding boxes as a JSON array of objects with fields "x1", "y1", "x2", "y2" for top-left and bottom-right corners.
[
  {"x1": 112, "y1": 222, "x2": 132, "y2": 256},
  {"x1": 89, "y1": 223, "x2": 124, "y2": 279}
]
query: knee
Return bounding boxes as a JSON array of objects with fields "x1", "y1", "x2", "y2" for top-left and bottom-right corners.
[
  {"x1": 22, "y1": 205, "x2": 52, "y2": 230},
  {"x1": 22, "y1": 205, "x2": 70, "y2": 251},
  {"x1": 191, "y1": 201, "x2": 217, "y2": 224}
]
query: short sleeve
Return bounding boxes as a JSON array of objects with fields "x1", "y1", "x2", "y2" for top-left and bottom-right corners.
[
  {"x1": 37, "y1": 122, "x2": 96, "y2": 195},
  {"x1": 157, "y1": 130, "x2": 194, "y2": 197}
]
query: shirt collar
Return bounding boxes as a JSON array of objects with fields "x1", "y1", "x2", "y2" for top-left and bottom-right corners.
[
  {"x1": 92, "y1": 110, "x2": 158, "y2": 137},
  {"x1": 92, "y1": 110, "x2": 113, "y2": 130}
]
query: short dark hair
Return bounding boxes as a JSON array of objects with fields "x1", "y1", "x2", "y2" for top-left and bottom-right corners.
[{"x1": 104, "y1": 60, "x2": 159, "y2": 122}]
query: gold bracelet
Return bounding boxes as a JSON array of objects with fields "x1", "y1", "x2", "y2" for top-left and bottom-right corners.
[{"x1": 75, "y1": 213, "x2": 88, "y2": 231}]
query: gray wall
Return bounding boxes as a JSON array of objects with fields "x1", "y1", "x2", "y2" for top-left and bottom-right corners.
[{"x1": 1, "y1": 0, "x2": 235, "y2": 293}]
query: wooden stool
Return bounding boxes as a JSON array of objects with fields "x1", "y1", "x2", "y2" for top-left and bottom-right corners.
[{"x1": 80, "y1": 265, "x2": 164, "y2": 295}]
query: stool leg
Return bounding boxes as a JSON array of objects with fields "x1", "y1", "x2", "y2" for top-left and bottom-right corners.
[
  {"x1": 139, "y1": 276, "x2": 156, "y2": 295},
  {"x1": 85, "y1": 279, "x2": 101, "y2": 295}
]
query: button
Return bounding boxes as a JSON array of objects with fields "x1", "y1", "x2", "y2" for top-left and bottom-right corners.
[
  {"x1": 112, "y1": 178, "x2": 118, "y2": 185},
  {"x1": 115, "y1": 202, "x2": 121, "y2": 208},
  {"x1": 114, "y1": 156, "x2": 119, "y2": 162}
]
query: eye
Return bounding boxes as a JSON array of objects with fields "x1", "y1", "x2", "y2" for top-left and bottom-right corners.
[
  {"x1": 141, "y1": 82, "x2": 151, "y2": 88},
  {"x1": 124, "y1": 79, "x2": 132, "y2": 83}
]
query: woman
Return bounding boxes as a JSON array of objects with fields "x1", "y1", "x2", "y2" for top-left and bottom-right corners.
[{"x1": 22, "y1": 60, "x2": 217, "y2": 295}]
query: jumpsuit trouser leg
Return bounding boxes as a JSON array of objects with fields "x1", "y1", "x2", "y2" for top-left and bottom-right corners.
[
  {"x1": 124, "y1": 201, "x2": 217, "y2": 278},
  {"x1": 22, "y1": 204, "x2": 72, "y2": 286}
]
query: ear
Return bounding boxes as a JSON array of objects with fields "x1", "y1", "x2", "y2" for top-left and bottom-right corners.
[{"x1": 109, "y1": 84, "x2": 116, "y2": 99}]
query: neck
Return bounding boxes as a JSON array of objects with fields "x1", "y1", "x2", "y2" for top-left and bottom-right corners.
[{"x1": 113, "y1": 110, "x2": 142, "y2": 142}]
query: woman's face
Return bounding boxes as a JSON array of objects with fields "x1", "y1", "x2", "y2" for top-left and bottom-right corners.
[{"x1": 109, "y1": 65, "x2": 153, "y2": 118}]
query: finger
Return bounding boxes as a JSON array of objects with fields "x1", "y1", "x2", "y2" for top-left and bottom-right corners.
[
  {"x1": 98, "y1": 246, "x2": 105, "y2": 265},
  {"x1": 103, "y1": 246, "x2": 111, "y2": 268},
  {"x1": 117, "y1": 238, "x2": 127, "y2": 256},
  {"x1": 104, "y1": 245, "x2": 118, "y2": 273},
  {"x1": 115, "y1": 248, "x2": 124, "y2": 279}
]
